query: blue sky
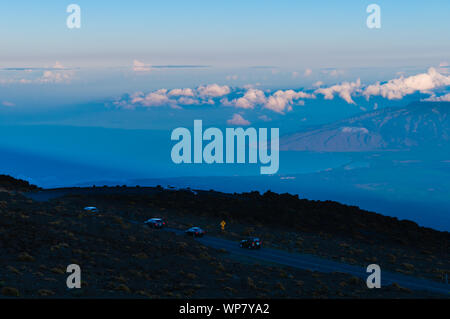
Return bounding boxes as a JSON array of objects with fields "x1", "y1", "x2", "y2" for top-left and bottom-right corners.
[
  {"x1": 0, "y1": 0, "x2": 449, "y2": 128},
  {"x1": 1, "y1": 0, "x2": 449, "y2": 68}
]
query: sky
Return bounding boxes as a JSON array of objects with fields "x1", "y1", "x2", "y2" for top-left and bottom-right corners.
[
  {"x1": 0, "y1": 0, "x2": 448, "y2": 131},
  {"x1": 1, "y1": 0, "x2": 449, "y2": 68},
  {"x1": 0, "y1": 0, "x2": 449, "y2": 156},
  {"x1": 0, "y1": 0, "x2": 448, "y2": 159}
]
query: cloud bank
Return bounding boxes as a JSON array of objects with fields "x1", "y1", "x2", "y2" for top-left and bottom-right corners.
[
  {"x1": 116, "y1": 85, "x2": 315, "y2": 114},
  {"x1": 113, "y1": 67, "x2": 449, "y2": 115},
  {"x1": 133, "y1": 60, "x2": 151, "y2": 72},
  {"x1": 315, "y1": 79, "x2": 361, "y2": 104},
  {"x1": 0, "y1": 62, "x2": 75, "y2": 84},
  {"x1": 423, "y1": 93, "x2": 450, "y2": 102},
  {"x1": 363, "y1": 68, "x2": 450, "y2": 100}
]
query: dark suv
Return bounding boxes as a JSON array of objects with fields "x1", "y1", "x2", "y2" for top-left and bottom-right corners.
[
  {"x1": 240, "y1": 237, "x2": 262, "y2": 249},
  {"x1": 185, "y1": 227, "x2": 206, "y2": 238},
  {"x1": 144, "y1": 218, "x2": 166, "y2": 229}
]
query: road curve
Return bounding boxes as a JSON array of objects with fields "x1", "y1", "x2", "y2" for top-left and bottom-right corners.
[{"x1": 166, "y1": 228, "x2": 449, "y2": 296}]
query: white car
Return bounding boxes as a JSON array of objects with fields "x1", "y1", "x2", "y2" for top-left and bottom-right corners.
[{"x1": 84, "y1": 206, "x2": 98, "y2": 213}]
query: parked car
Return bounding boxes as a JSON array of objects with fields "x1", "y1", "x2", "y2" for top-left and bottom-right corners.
[
  {"x1": 84, "y1": 206, "x2": 98, "y2": 213},
  {"x1": 240, "y1": 237, "x2": 262, "y2": 249},
  {"x1": 144, "y1": 218, "x2": 166, "y2": 229},
  {"x1": 185, "y1": 227, "x2": 206, "y2": 238}
]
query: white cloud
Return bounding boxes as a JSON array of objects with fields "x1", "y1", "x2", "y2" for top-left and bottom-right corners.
[
  {"x1": 168, "y1": 88, "x2": 194, "y2": 97},
  {"x1": 112, "y1": 67, "x2": 450, "y2": 111},
  {"x1": 423, "y1": 93, "x2": 450, "y2": 102},
  {"x1": 116, "y1": 84, "x2": 229, "y2": 108},
  {"x1": 341, "y1": 127, "x2": 369, "y2": 134},
  {"x1": 53, "y1": 61, "x2": 65, "y2": 69},
  {"x1": 39, "y1": 69, "x2": 73, "y2": 83},
  {"x1": 133, "y1": 60, "x2": 151, "y2": 72},
  {"x1": 37, "y1": 62, "x2": 74, "y2": 83},
  {"x1": 258, "y1": 115, "x2": 272, "y2": 122},
  {"x1": 322, "y1": 69, "x2": 344, "y2": 77},
  {"x1": 313, "y1": 81, "x2": 323, "y2": 87},
  {"x1": 197, "y1": 84, "x2": 230, "y2": 98},
  {"x1": 264, "y1": 90, "x2": 314, "y2": 113},
  {"x1": 222, "y1": 88, "x2": 314, "y2": 114},
  {"x1": 2, "y1": 101, "x2": 15, "y2": 107},
  {"x1": 219, "y1": 98, "x2": 234, "y2": 107},
  {"x1": 243, "y1": 83, "x2": 261, "y2": 89},
  {"x1": 304, "y1": 68, "x2": 313, "y2": 77},
  {"x1": 438, "y1": 62, "x2": 449, "y2": 74},
  {"x1": 0, "y1": 62, "x2": 75, "y2": 84},
  {"x1": 227, "y1": 113, "x2": 251, "y2": 126},
  {"x1": 363, "y1": 68, "x2": 450, "y2": 100},
  {"x1": 314, "y1": 79, "x2": 361, "y2": 104},
  {"x1": 176, "y1": 97, "x2": 198, "y2": 105},
  {"x1": 233, "y1": 88, "x2": 267, "y2": 109},
  {"x1": 131, "y1": 89, "x2": 170, "y2": 107},
  {"x1": 226, "y1": 75, "x2": 239, "y2": 81}
]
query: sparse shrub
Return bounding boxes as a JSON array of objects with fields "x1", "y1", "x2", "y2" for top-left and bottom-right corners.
[
  {"x1": 113, "y1": 275, "x2": 128, "y2": 283},
  {"x1": 50, "y1": 267, "x2": 65, "y2": 274},
  {"x1": 7, "y1": 266, "x2": 21, "y2": 275},
  {"x1": 275, "y1": 282, "x2": 285, "y2": 291},
  {"x1": 184, "y1": 289, "x2": 195, "y2": 297},
  {"x1": 387, "y1": 254, "x2": 397, "y2": 263},
  {"x1": 223, "y1": 287, "x2": 236, "y2": 294},
  {"x1": 38, "y1": 289, "x2": 55, "y2": 296},
  {"x1": 246, "y1": 277, "x2": 256, "y2": 289},
  {"x1": 128, "y1": 236, "x2": 136, "y2": 242},
  {"x1": 242, "y1": 227, "x2": 255, "y2": 236},
  {"x1": 216, "y1": 262, "x2": 226, "y2": 272},
  {"x1": 116, "y1": 284, "x2": 131, "y2": 293},
  {"x1": 348, "y1": 276, "x2": 361, "y2": 285},
  {"x1": 18, "y1": 252, "x2": 35, "y2": 262},
  {"x1": 401, "y1": 263, "x2": 415, "y2": 271},
  {"x1": 186, "y1": 273, "x2": 197, "y2": 280},
  {"x1": 137, "y1": 290, "x2": 152, "y2": 298},
  {"x1": 390, "y1": 282, "x2": 412, "y2": 293},
  {"x1": 133, "y1": 252, "x2": 148, "y2": 259},
  {"x1": 2, "y1": 287, "x2": 19, "y2": 297}
]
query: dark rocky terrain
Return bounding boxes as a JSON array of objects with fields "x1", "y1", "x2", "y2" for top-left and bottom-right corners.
[{"x1": 0, "y1": 175, "x2": 448, "y2": 298}]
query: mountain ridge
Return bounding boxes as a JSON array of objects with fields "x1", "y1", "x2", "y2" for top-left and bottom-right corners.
[{"x1": 280, "y1": 101, "x2": 450, "y2": 152}]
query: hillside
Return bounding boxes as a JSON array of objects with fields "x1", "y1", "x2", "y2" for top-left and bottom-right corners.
[
  {"x1": 0, "y1": 175, "x2": 38, "y2": 192},
  {"x1": 280, "y1": 101, "x2": 450, "y2": 152},
  {"x1": 0, "y1": 176, "x2": 448, "y2": 298}
]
